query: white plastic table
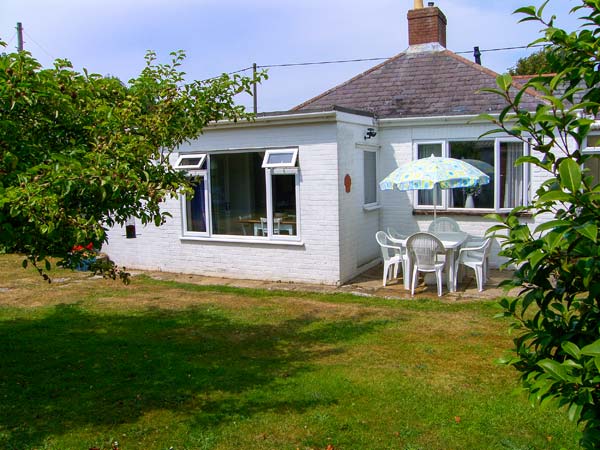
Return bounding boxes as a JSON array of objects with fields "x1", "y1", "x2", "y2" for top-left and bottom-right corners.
[
  {"x1": 433, "y1": 231, "x2": 468, "y2": 292},
  {"x1": 390, "y1": 231, "x2": 468, "y2": 293}
]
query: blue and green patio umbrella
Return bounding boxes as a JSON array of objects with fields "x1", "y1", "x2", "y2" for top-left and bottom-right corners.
[{"x1": 379, "y1": 156, "x2": 490, "y2": 219}]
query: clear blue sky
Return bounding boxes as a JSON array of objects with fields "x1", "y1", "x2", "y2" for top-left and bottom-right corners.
[{"x1": 1, "y1": 0, "x2": 581, "y2": 112}]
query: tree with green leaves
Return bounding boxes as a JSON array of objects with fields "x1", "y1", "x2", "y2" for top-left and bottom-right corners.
[
  {"x1": 0, "y1": 44, "x2": 265, "y2": 281},
  {"x1": 480, "y1": 1, "x2": 600, "y2": 447},
  {"x1": 507, "y1": 47, "x2": 553, "y2": 75}
]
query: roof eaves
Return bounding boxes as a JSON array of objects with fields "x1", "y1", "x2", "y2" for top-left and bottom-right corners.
[
  {"x1": 331, "y1": 105, "x2": 376, "y2": 118},
  {"x1": 205, "y1": 109, "x2": 338, "y2": 130}
]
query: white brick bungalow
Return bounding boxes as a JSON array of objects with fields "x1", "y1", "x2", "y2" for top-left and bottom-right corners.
[{"x1": 102, "y1": 2, "x2": 599, "y2": 285}]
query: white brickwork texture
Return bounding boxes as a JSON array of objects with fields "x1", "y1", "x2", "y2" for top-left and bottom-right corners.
[{"x1": 104, "y1": 121, "x2": 344, "y2": 285}]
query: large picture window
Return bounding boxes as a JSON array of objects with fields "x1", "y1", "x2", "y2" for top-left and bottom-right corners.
[
  {"x1": 210, "y1": 152, "x2": 266, "y2": 236},
  {"x1": 178, "y1": 149, "x2": 300, "y2": 240},
  {"x1": 414, "y1": 139, "x2": 528, "y2": 212}
]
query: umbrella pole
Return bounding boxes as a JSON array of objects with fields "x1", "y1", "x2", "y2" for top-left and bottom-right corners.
[{"x1": 433, "y1": 184, "x2": 437, "y2": 221}]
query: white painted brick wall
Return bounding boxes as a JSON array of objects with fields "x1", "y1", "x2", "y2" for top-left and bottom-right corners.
[
  {"x1": 104, "y1": 120, "x2": 345, "y2": 285},
  {"x1": 336, "y1": 114, "x2": 381, "y2": 283}
]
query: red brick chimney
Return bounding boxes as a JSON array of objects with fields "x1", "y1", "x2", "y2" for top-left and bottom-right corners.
[{"x1": 407, "y1": 1, "x2": 447, "y2": 48}]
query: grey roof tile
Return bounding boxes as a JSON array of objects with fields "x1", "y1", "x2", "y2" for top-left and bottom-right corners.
[{"x1": 292, "y1": 49, "x2": 543, "y2": 118}]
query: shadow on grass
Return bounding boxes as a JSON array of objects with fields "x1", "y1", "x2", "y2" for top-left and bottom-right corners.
[{"x1": 0, "y1": 303, "x2": 389, "y2": 448}]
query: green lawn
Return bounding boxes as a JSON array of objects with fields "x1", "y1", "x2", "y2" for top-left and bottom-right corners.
[{"x1": 0, "y1": 254, "x2": 579, "y2": 450}]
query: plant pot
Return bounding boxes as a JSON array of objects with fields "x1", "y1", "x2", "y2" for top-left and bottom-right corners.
[
  {"x1": 75, "y1": 257, "x2": 96, "y2": 271},
  {"x1": 465, "y1": 193, "x2": 475, "y2": 208}
]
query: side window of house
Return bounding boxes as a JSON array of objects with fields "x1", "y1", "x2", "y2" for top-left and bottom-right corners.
[
  {"x1": 177, "y1": 149, "x2": 300, "y2": 240},
  {"x1": 363, "y1": 150, "x2": 377, "y2": 206}
]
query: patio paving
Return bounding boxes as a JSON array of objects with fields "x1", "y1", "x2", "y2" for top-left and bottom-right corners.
[
  {"x1": 339, "y1": 265, "x2": 515, "y2": 301},
  {"x1": 145, "y1": 264, "x2": 515, "y2": 302}
]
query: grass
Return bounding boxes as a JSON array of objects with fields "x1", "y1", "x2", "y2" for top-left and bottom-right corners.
[{"x1": 0, "y1": 254, "x2": 580, "y2": 450}]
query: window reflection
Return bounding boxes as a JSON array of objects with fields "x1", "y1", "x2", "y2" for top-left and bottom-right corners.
[{"x1": 186, "y1": 177, "x2": 207, "y2": 232}]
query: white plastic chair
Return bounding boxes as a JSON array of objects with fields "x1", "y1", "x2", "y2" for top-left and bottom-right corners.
[
  {"x1": 457, "y1": 238, "x2": 492, "y2": 292},
  {"x1": 428, "y1": 217, "x2": 461, "y2": 233},
  {"x1": 406, "y1": 232, "x2": 446, "y2": 297},
  {"x1": 375, "y1": 231, "x2": 407, "y2": 287},
  {"x1": 386, "y1": 227, "x2": 407, "y2": 242},
  {"x1": 386, "y1": 227, "x2": 411, "y2": 288},
  {"x1": 463, "y1": 235, "x2": 489, "y2": 281}
]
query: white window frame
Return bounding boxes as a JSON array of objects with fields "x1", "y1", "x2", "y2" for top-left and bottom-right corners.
[
  {"x1": 265, "y1": 167, "x2": 301, "y2": 240},
  {"x1": 584, "y1": 134, "x2": 600, "y2": 154},
  {"x1": 262, "y1": 148, "x2": 299, "y2": 168},
  {"x1": 446, "y1": 139, "x2": 496, "y2": 212},
  {"x1": 180, "y1": 169, "x2": 210, "y2": 237},
  {"x1": 178, "y1": 148, "x2": 301, "y2": 242},
  {"x1": 412, "y1": 138, "x2": 529, "y2": 213},
  {"x1": 413, "y1": 141, "x2": 446, "y2": 211},
  {"x1": 494, "y1": 138, "x2": 530, "y2": 211},
  {"x1": 362, "y1": 148, "x2": 379, "y2": 208},
  {"x1": 174, "y1": 153, "x2": 207, "y2": 170}
]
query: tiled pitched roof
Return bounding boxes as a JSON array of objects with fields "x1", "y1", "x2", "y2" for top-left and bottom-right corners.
[{"x1": 292, "y1": 49, "x2": 543, "y2": 118}]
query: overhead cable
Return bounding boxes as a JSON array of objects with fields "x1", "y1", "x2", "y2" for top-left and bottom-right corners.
[{"x1": 218, "y1": 43, "x2": 547, "y2": 77}]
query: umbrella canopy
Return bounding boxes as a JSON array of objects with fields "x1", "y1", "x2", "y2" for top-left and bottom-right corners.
[{"x1": 379, "y1": 156, "x2": 490, "y2": 219}]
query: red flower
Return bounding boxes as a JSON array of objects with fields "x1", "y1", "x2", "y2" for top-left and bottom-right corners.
[{"x1": 70, "y1": 242, "x2": 95, "y2": 258}]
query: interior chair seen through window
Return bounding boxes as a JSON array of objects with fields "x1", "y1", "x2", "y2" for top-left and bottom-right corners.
[
  {"x1": 406, "y1": 232, "x2": 446, "y2": 297},
  {"x1": 273, "y1": 217, "x2": 281, "y2": 235},
  {"x1": 238, "y1": 216, "x2": 250, "y2": 236},
  {"x1": 258, "y1": 217, "x2": 282, "y2": 236},
  {"x1": 259, "y1": 217, "x2": 268, "y2": 236}
]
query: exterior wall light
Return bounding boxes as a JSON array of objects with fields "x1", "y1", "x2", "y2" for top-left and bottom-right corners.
[{"x1": 364, "y1": 128, "x2": 377, "y2": 140}]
